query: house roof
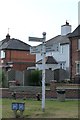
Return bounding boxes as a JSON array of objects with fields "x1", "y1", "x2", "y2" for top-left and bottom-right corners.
[
  {"x1": 0, "y1": 34, "x2": 31, "y2": 51},
  {"x1": 36, "y1": 35, "x2": 69, "y2": 49},
  {"x1": 68, "y1": 25, "x2": 80, "y2": 38},
  {"x1": 46, "y1": 35, "x2": 69, "y2": 45},
  {"x1": 36, "y1": 56, "x2": 58, "y2": 64}
]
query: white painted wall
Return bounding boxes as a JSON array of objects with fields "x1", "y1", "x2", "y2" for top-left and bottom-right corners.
[
  {"x1": 36, "y1": 63, "x2": 59, "y2": 70},
  {"x1": 36, "y1": 43, "x2": 70, "y2": 71},
  {"x1": 52, "y1": 44, "x2": 70, "y2": 68}
]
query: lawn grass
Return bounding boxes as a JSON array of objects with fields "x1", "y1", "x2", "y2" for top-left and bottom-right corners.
[
  {"x1": 1, "y1": 98, "x2": 79, "y2": 118},
  {"x1": 0, "y1": 98, "x2": 2, "y2": 119}
]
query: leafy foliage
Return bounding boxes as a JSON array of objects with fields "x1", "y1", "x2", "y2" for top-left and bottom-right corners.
[
  {"x1": 0, "y1": 69, "x2": 7, "y2": 88},
  {"x1": 28, "y1": 70, "x2": 42, "y2": 86},
  {"x1": 0, "y1": 69, "x2": 2, "y2": 87}
]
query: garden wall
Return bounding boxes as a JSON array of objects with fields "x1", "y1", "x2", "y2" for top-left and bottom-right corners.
[{"x1": 1, "y1": 81, "x2": 80, "y2": 99}]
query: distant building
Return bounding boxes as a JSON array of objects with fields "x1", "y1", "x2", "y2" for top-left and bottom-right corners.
[{"x1": 0, "y1": 34, "x2": 36, "y2": 71}]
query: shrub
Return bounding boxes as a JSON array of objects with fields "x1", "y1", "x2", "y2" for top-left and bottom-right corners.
[
  {"x1": 0, "y1": 69, "x2": 2, "y2": 87},
  {"x1": 28, "y1": 70, "x2": 41, "y2": 86},
  {"x1": 0, "y1": 69, "x2": 7, "y2": 88}
]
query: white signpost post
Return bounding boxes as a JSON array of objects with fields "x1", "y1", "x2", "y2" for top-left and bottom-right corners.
[{"x1": 29, "y1": 32, "x2": 46, "y2": 112}]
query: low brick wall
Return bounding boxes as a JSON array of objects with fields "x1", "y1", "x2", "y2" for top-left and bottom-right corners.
[
  {"x1": 65, "y1": 89, "x2": 79, "y2": 99},
  {"x1": 2, "y1": 88, "x2": 11, "y2": 98},
  {"x1": 1, "y1": 88, "x2": 36, "y2": 99},
  {"x1": 45, "y1": 89, "x2": 80, "y2": 99},
  {"x1": 50, "y1": 81, "x2": 80, "y2": 99},
  {"x1": 1, "y1": 82, "x2": 80, "y2": 99},
  {"x1": 45, "y1": 90, "x2": 57, "y2": 98}
]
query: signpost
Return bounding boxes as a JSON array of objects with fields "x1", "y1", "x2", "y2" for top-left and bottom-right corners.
[
  {"x1": 42, "y1": 32, "x2": 46, "y2": 112},
  {"x1": 30, "y1": 44, "x2": 58, "y2": 54},
  {"x1": 29, "y1": 37, "x2": 43, "y2": 42},
  {"x1": 30, "y1": 46, "x2": 42, "y2": 54},
  {"x1": 29, "y1": 32, "x2": 46, "y2": 112}
]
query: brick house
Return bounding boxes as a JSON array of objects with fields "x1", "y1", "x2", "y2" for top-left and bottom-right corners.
[
  {"x1": 0, "y1": 34, "x2": 36, "y2": 71},
  {"x1": 69, "y1": 25, "x2": 80, "y2": 83}
]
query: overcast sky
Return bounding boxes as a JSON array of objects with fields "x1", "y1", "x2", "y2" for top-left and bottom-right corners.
[{"x1": 0, "y1": 0, "x2": 79, "y2": 46}]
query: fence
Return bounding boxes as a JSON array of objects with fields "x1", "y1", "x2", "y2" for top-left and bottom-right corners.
[
  {"x1": 8, "y1": 69, "x2": 54, "y2": 85},
  {"x1": 7, "y1": 69, "x2": 69, "y2": 86}
]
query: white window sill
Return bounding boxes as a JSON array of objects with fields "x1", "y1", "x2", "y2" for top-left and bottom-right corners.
[
  {"x1": 76, "y1": 49, "x2": 80, "y2": 52},
  {"x1": 75, "y1": 73, "x2": 80, "y2": 76}
]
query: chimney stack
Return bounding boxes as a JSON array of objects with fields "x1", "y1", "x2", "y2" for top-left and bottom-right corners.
[{"x1": 61, "y1": 21, "x2": 72, "y2": 36}]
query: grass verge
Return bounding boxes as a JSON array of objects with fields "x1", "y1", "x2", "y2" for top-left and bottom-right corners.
[{"x1": 1, "y1": 98, "x2": 79, "y2": 118}]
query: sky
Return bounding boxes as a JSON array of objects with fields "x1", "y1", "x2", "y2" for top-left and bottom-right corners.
[{"x1": 0, "y1": 0, "x2": 79, "y2": 46}]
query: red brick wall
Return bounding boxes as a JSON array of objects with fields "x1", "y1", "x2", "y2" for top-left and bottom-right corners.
[
  {"x1": 71, "y1": 39, "x2": 78, "y2": 77},
  {"x1": 49, "y1": 82, "x2": 80, "y2": 99},
  {"x1": 70, "y1": 38, "x2": 80, "y2": 80},
  {"x1": 3, "y1": 50, "x2": 36, "y2": 71},
  {"x1": 2, "y1": 88, "x2": 80, "y2": 99},
  {"x1": 2, "y1": 82, "x2": 80, "y2": 99},
  {"x1": 5, "y1": 50, "x2": 35, "y2": 62}
]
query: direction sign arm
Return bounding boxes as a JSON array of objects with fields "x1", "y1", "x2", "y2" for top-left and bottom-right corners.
[{"x1": 29, "y1": 37, "x2": 43, "y2": 42}]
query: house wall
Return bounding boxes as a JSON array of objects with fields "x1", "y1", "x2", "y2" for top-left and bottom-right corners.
[
  {"x1": 70, "y1": 38, "x2": 80, "y2": 79},
  {"x1": 5, "y1": 50, "x2": 35, "y2": 62},
  {"x1": 51, "y1": 44, "x2": 69, "y2": 70},
  {"x1": 36, "y1": 44, "x2": 70, "y2": 71},
  {"x1": 36, "y1": 64, "x2": 59, "y2": 70},
  {"x1": 3, "y1": 50, "x2": 36, "y2": 71},
  {"x1": 71, "y1": 39, "x2": 78, "y2": 77}
]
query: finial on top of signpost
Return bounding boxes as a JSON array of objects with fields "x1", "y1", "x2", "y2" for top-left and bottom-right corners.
[{"x1": 42, "y1": 32, "x2": 46, "y2": 36}]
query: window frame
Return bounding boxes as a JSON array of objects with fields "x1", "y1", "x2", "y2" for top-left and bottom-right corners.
[
  {"x1": 60, "y1": 45, "x2": 63, "y2": 54},
  {"x1": 76, "y1": 61, "x2": 80, "y2": 75},
  {"x1": 0, "y1": 50, "x2": 5, "y2": 59},
  {"x1": 78, "y1": 39, "x2": 80, "y2": 50},
  {"x1": 60, "y1": 62, "x2": 66, "y2": 70}
]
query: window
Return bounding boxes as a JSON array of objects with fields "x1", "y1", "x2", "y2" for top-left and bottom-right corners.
[
  {"x1": 49, "y1": 68, "x2": 52, "y2": 70},
  {"x1": 60, "y1": 63, "x2": 66, "y2": 70},
  {"x1": 60, "y1": 63, "x2": 62, "y2": 68},
  {"x1": 76, "y1": 62, "x2": 80, "y2": 74},
  {"x1": 78, "y1": 39, "x2": 80, "y2": 50},
  {"x1": 63, "y1": 63, "x2": 65, "y2": 69},
  {"x1": 60, "y1": 45, "x2": 63, "y2": 53},
  {"x1": 57, "y1": 46, "x2": 59, "y2": 51},
  {"x1": 0, "y1": 50, "x2": 5, "y2": 58}
]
